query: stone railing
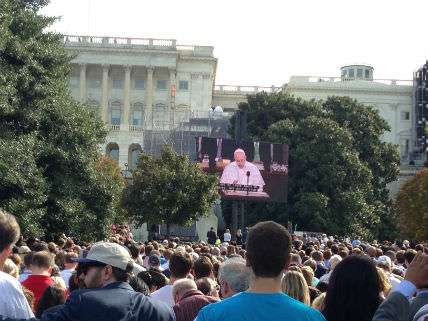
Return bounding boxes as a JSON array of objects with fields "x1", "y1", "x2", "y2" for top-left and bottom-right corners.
[
  {"x1": 289, "y1": 76, "x2": 413, "y2": 86},
  {"x1": 129, "y1": 125, "x2": 144, "y2": 132},
  {"x1": 214, "y1": 85, "x2": 283, "y2": 94},
  {"x1": 63, "y1": 35, "x2": 214, "y2": 57},
  {"x1": 109, "y1": 124, "x2": 121, "y2": 131}
]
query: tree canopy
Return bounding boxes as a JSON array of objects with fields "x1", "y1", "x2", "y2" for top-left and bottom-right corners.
[
  {"x1": 396, "y1": 168, "x2": 428, "y2": 242},
  {"x1": 122, "y1": 146, "x2": 218, "y2": 234},
  {"x1": 228, "y1": 92, "x2": 400, "y2": 239},
  {"x1": 0, "y1": 0, "x2": 123, "y2": 241}
]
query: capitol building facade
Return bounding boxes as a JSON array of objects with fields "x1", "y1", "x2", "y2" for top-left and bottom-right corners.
[{"x1": 65, "y1": 35, "x2": 416, "y2": 175}]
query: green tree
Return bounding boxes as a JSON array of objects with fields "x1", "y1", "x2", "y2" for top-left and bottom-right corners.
[
  {"x1": 230, "y1": 92, "x2": 400, "y2": 238},
  {"x1": 396, "y1": 169, "x2": 428, "y2": 242},
  {"x1": 0, "y1": 0, "x2": 122, "y2": 241},
  {"x1": 122, "y1": 146, "x2": 218, "y2": 235}
]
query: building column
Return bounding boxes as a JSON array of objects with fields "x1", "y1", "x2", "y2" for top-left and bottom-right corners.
[
  {"x1": 123, "y1": 65, "x2": 132, "y2": 129},
  {"x1": 145, "y1": 66, "x2": 154, "y2": 128},
  {"x1": 79, "y1": 63, "x2": 87, "y2": 103},
  {"x1": 169, "y1": 67, "x2": 176, "y2": 127},
  {"x1": 101, "y1": 64, "x2": 110, "y2": 123}
]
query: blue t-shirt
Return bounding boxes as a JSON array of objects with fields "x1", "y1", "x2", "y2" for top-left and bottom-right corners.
[{"x1": 195, "y1": 292, "x2": 326, "y2": 321}]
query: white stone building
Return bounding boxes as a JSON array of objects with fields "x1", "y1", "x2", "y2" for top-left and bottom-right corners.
[{"x1": 65, "y1": 35, "x2": 217, "y2": 169}]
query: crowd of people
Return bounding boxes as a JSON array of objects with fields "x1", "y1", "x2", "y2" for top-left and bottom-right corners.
[{"x1": 0, "y1": 208, "x2": 428, "y2": 321}]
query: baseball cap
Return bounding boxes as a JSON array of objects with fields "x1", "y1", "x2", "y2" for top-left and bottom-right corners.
[
  {"x1": 18, "y1": 246, "x2": 31, "y2": 255},
  {"x1": 148, "y1": 254, "x2": 160, "y2": 266},
  {"x1": 76, "y1": 242, "x2": 133, "y2": 271}
]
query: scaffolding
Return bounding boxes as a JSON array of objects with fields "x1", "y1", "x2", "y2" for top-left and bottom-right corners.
[{"x1": 413, "y1": 61, "x2": 428, "y2": 162}]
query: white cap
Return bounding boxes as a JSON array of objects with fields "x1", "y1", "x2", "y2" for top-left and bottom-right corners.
[{"x1": 77, "y1": 242, "x2": 133, "y2": 271}]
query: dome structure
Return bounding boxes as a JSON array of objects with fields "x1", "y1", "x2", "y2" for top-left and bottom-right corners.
[{"x1": 340, "y1": 64, "x2": 374, "y2": 81}]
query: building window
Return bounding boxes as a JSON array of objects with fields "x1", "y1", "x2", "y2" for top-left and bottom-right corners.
[
  {"x1": 135, "y1": 79, "x2": 145, "y2": 89},
  {"x1": 348, "y1": 69, "x2": 355, "y2": 78},
  {"x1": 112, "y1": 78, "x2": 123, "y2": 89},
  {"x1": 357, "y1": 69, "x2": 363, "y2": 78},
  {"x1": 155, "y1": 102, "x2": 167, "y2": 109},
  {"x1": 157, "y1": 80, "x2": 167, "y2": 90},
  {"x1": 89, "y1": 79, "x2": 101, "y2": 88},
  {"x1": 132, "y1": 110, "x2": 143, "y2": 126},
  {"x1": 106, "y1": 143, "x2": 119, "y2": 162},
  {"x1": 69, "y1": 77, "x2": 79, "y2": 88},
  {"x1": 365, "y1": 69, "x2": 370, "y2": 78},
  {"x1": 110, "y1": 101, "x2": 122, "y2": 125},
  {"x1": 341, "y1": 70, "x2": 347, "y2": 77},
  {"x1": 179, "y1": 80, "x2": 189, "y2": 90},
  {"x1": 129, "y1": 145, "x2": 142, "y2": 169},
  {"x1": 401, "y1": 111, "x2": 410, "y2": 120}
]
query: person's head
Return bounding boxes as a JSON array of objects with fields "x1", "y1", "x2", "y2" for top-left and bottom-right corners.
[
  {"x1": 138, "y1": 270, "x2": 167, "y2": 293},
  {"x1": 303, "y1": 259, "x2": 317, "y2": 272},
  {"x1": 329, "y1": 255, "x2": 342, "y2": 271},
  {"x1": 404, "y1": 249, "x2": 417, "y2": 267},
  {"x1": 3, "y1": 258, "x2": 19, "y2": 278},
  {"x1": 322, "y1": 255, "x2": 381, "y2": 321},
  {"x1": 169, "y1": 251, "x2": 192, "y2": 280},
  {"x1": 311, "y1": 251, "x2": 324, "y2": 263},
  {"x1": 148, "y1": 253, "x2": 161, "y2": 269},
  {"x1": 376, "y1": 267, "x2": 391, "y2": 297},
  {"x1": 35, "y1": 285, "x2": 66, "y2": 318},
  {"x1": 218, "y1": 257, "x2": 250, "y2": 298},
  {"x1": 64, "y1": 252, "x2": 78, "y2": 270},
  {"x1": 196, "y1": 277, "x2": 219, "y2": 297},
  {"x1": 193, "y1": 256, "x2": 213, "y2": 280},
  {"x1": 127, "y1": 243, "x2": 141, "y2": 260},
  {"x1": 31, "y1": 251, "x2": 54, "y2": 275},
  {"x1": 312, "y1": 292, "x2": 326, "y2": 311},
  {"x1": 289, "y1": 253, "x2": 302, "y2": 267},
  {"x1": 0, "y1": 209, "x2": 20, "y2": 267},
  {"x1": 281, "y1": 271, "x2": 310, "y2": 305},
  {"x1": 300, "y1": 265, "x2": 314, "y2": 287},
  {"x1": 128, "y1": 275, "x2": 150, "y2": 296},
  {"x1": 77, "y1": 242, "x2": 134, "y2": 288},
  {"x1": 233, "y1": 149, "x2": 246, "y2": 168},
  {"x1": 172, "y1": 278, "x2": 198, "y2": 304},
  {"x1": 246, "y1": 221, "x2": 291, "y2": 278}
]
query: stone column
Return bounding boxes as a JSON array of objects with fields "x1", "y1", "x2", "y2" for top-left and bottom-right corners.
[
  {"x1": 145, "y1": 66, "x2": 154, "y2": 128},
  {"x1": 101, "y1": 64, "x2": 110, "y2": 123},
  {"x1": 123, "y1": 65, "x2": 132, "y2": 128},
  {"x1": 169, "y1": 67, "x2": 176, "y2": 127},
  {"x1": 79, "y1": 63, "x2": 87, "y2": 103}
]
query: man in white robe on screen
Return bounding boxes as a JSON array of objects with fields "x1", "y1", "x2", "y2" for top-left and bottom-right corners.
[{"x1": 220, "y1": 149, "x2": 265, "y2": 191}]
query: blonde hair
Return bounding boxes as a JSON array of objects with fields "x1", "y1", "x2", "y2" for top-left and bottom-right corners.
[
  {"x1": 312, "y1": 292, "x2": 326, "y2": 311},
  {"x1": 300, "y1": 266, "x2": 314, "y2": 287},
  {"x1": 51, "y1": 276, "x2": 67, "y2": 291},
  {"x1": 281, "y1": 271, "x2": 310, "y2": 306},
  {"x1": 377, "y1": 267, "x2": 391, "y2": 297},
  {"x1": 3, "y1": 258, "x2": 19, "y2": 278}
]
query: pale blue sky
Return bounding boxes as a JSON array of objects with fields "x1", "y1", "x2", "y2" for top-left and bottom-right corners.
[{"x1": 42, "y1": 0, "x2": 428, "y2": 86}]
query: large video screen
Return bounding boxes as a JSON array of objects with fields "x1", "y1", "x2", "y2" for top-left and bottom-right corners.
[{"x1": 195, "y1": 137, "x2": 288, "y2": 202}]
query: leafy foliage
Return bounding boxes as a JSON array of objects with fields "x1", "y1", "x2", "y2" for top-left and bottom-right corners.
[
  {"x1": 228, "y1": 92, "x2": 400, "y2": 238},
  {"x1": 122, "y1": 146, "x2": 218, "y2": 234},
  {"x1": 396, "y1": 169, "x2": 428, "y2": 242},
  {"x1": 0, "y1": 0, "x2": 123, "y2": 241}
]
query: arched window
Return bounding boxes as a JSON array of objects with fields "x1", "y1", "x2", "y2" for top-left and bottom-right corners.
[
  {"x1": 131, "y1": 102, "x2": 145, "y2": 126},
  {"x1": 106, "y1": 143, "x2": 119, "y2": 162},
  {"x1": 128, "y1": 144, "x2": 142, "y2": 169},
  {"x1": 110, "y1": 101, "x2": 122, "y2": 125}
]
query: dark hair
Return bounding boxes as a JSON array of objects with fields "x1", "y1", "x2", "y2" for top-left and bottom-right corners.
[
  {"x1": 35, "y1": 286, "x2": 66, "y2": 318},
  {"x1": 169, "y1": 252, "x2": 192, "y2": 278},
  {"x1": 193, "y1": 256, "x2": 213, "y2": 279},
  {"x1": 404, "y1": 249, "x2": 417, "y2": 265},
  {"x1": 128, "y1": 275, "x2": 150, "y2": 296},
  {"x1": 246, "y1": 221, "x2": 291, "y2": 278},
  {"x1": 128, "y1": 243, "x2": 140, "y2": 259},
  {"x1": 322, "y1": 256, "x2": 381, "y2": 321},
  {"x1": 111, "y1": 265, "x2": 132, "y2": 282},
  {"x1": 32, "y1": 251, "x2": 54, "y2": 269},
  {"x1": 138, "y1": 270, "x2": 167, "y2": 290},
  {"x1": 0, "y1": 210, "x2": 20, "y2": 252},
  {"x1": 196, "y1": 277, "x2": 215, "y2": 296},
  {"x1": 32, "y1": 242, "x2": 49, "y2": 252},
  {"x1": 23, "y1": 251, "x2": 34, "y2": 267}
]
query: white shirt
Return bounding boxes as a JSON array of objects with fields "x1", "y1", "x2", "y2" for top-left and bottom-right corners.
[
  {"x1": 220, "y1": 161, "x2": 265, "y2": 189},
  {"x1": 223, "y1": 232, "x2": 231, "y2": 242},
  {"x1": 0, "y1": 271, "x2": 34, "y2": 319},
  {"x1": 60, "y1": 268, "x2": 74, "y2": 288},
  {"x1": 151, "y1": 284, "x2": 174, "y2": 307}
]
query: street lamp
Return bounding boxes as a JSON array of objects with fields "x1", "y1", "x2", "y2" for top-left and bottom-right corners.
[{"x1": 121, "y1": 163, "x2": 133, "y2": 182}]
